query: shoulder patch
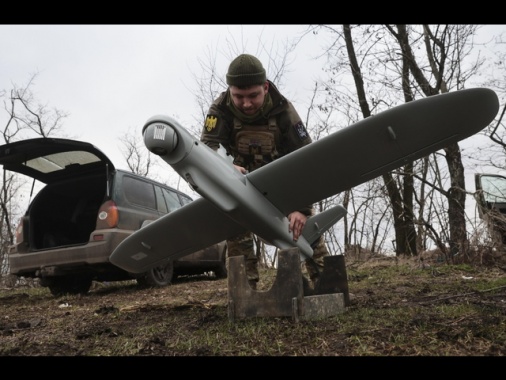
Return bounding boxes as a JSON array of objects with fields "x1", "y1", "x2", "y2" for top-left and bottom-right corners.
[
  {"x1": 293, "y1": 121, "x2": 309, "y2": 140},
  {"x1": 204, "y1": 115, "x2": 218, "y2": 132}
]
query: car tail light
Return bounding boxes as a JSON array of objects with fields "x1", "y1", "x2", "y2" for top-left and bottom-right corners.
[
  {"x1": 14, "y1": 216, "x2": 29, "y2": 245},
  {"x1": 96, "y1": 200, "x2": 119, "y2": 229},
  {"x1": 15, "y1": 221, "x2": 23, "y2": 244}
]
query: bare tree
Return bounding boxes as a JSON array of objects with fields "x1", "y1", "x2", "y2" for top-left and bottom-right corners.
[
  {"x1": 0, "y1": 72, "x2": 68, "y2": 274},
  {"x1": 479, "y1": 31, "x2": 506, "y2": 166},
  {"x1": 388, "y1": 25, "x2": 483, "y2": 261},
  {"x1": 119, "y1": 127, "x2": 153, "y2": 178},
  {"x1": 311, "y1": 24, "x2": 493, "y2": 261},
  {"x1": 320, "y1": 24, "x2": 419, "y2": 257},
  {"x1": 2, "y1": 73, "x2": 68, "y2": 142}
]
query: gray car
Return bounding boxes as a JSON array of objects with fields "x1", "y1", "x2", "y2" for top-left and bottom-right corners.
[{"x1": 0, "y1": 137, "x2": 227, "y2": 296}]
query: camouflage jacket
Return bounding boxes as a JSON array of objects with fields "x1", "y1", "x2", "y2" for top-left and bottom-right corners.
[
  {"x1": 200, "y1": 80, "x2": 313, "y2": 216},
  {"x1": 201, "y1": 81, "x2": 311, "y2": 157}
]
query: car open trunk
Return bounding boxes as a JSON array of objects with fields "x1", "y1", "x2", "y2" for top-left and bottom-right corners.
[{"x1": 26, "y1": 174, "x2": 107, "y2": 250}]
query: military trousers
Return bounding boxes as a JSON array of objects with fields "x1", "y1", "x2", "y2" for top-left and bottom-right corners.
[
  {"x1": 226, "y1": 231, "x2": 330, "y2": 283},
  {"x1": 306, "y1": 235, "x2": 330, "y2": 281},
  {"x1": 227, "y1": 231, "x2": 259, "y2": 282}
]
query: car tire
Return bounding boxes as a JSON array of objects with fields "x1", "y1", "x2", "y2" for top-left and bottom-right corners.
[
  {"x1": 213, "y1": 260, "x2": 228, "y2": 279},
  {"x1": 44, "y1": 276, "x2": 93, "y2": 296},
  {"x1": 213, "y1": 245, "x2": 228, "y2": 279},
  {"x1": 136, "y1": 260, "x2": 174, "y2": 287}
]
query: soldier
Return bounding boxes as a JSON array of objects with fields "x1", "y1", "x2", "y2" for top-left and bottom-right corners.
[{"x1": 200, "y1": 53, "x2": 330, "y2": 290}]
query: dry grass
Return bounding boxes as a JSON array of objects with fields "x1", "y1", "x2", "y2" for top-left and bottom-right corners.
[{"x1": 1, "y1": 249, "x2": 506, "y2": 356}]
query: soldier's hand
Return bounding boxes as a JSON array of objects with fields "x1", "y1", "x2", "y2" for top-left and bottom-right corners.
[
  {"x1": 288, "y1": 211, "x2": 307, "y2": 241},
  {"x1": 233, "y1": 164, "x2": 248, "y2": 174}
]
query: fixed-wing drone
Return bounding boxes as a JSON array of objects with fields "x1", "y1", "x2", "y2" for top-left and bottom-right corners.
[{"x1": 110, "y1": 88, "x2": 499, "y2": 274}]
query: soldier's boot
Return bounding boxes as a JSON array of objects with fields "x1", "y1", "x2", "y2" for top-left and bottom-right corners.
[
  {"x1": 306, "y1": 235, "x2": 330, "y2": 289},
  {"x1": 310, "y1": 273, "x2": 320, "y2": 289}
]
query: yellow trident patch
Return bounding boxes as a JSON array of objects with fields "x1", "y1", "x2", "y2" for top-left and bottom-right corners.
[{"x1": 205, "y1": 115, "x2": 217, "y2": 132}]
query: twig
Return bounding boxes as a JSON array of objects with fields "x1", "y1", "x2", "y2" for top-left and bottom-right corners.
[{"x1": 419, "y1": 285, "x2": 506, "y2": 304}]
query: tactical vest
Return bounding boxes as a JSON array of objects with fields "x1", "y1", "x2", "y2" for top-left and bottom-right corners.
[{"x1": 230, "y1": 116, "x2": 280, "y2": 172}]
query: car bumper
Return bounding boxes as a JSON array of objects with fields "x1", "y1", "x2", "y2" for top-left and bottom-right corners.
[{"x1": 9, "y1": 230, "x2": 131, "y2": 276}]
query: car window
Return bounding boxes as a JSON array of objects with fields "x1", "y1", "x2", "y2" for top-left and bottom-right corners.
[
  {"x1": 162, "y1": 188, "x2": 183, "y2": 212},
  {"x1": 480, "y1": 175, "x2": 506, "y2": 203},
  {"x1": 179, "y1": 194, "x2": 192, "y2": 206},
  {"x1": 154, "y1": 186, "x2": 168, "y2": 213},
  {"x1": 123, "y1": 176, "x2": 156, "y2": 210}
]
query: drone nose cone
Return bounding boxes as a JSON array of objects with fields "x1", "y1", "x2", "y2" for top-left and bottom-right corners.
[{"x1": 143, "y1": 122, "x2": 178, "y2": 156}]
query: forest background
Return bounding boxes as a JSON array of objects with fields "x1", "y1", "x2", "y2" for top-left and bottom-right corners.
[{"x1": 1, "y1": 24, "x2": 506, "y2": 275}]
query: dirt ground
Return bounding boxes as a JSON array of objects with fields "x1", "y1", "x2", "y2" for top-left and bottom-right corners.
[{"x1": 1, "y1": 251, "x2": 506, "y2": 357}]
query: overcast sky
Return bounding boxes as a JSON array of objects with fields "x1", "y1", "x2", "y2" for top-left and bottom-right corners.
[
  {"x1": 0, "y1": 25, "x2": 325, "y2": 173},
  {"x1": 1, "y1": 24, "x2": 505, "y2": 199}
]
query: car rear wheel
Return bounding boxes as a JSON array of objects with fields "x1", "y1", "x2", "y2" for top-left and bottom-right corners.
[
  {"x1": 213, "y1": 244, "x2": 228, "y2": 279},
  {"x1": 213, "y1": 259, "x2": 227, "y2": 279},
  {"x1": 44, "y1": 276, "x2": 93, "y2": 296},
  {"x1": 136, "y1": 260, "x2": 174, "y2": 287}
]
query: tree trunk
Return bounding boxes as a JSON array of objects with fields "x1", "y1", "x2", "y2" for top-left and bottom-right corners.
[
  {"x1": 343, "y1": 24, "x2": 418, "y2": 256},
  {"x1": 444, "y1": 144, "x2": 468, "y2": 262}
]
